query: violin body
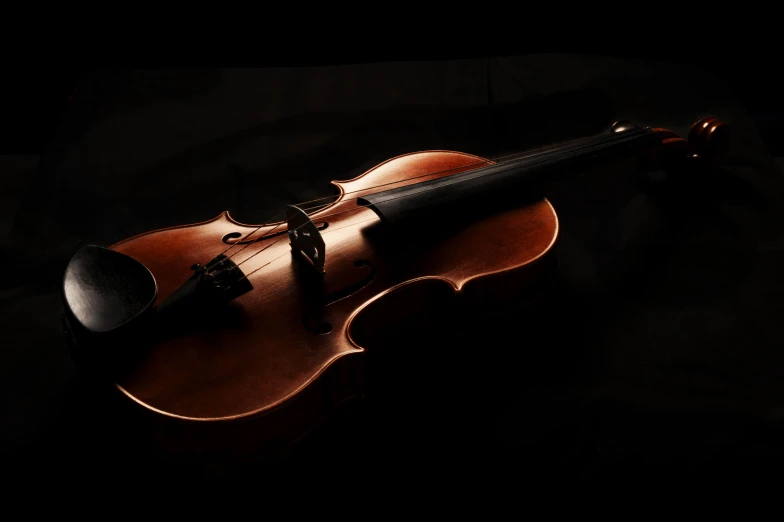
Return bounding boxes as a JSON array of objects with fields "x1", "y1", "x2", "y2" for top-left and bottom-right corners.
[
  {"x1": 109, "y1": 150, "x2": 558, "y2": 457},
  {"x1": 62, "y1": 116, "x2": 730, "y2": 461}
]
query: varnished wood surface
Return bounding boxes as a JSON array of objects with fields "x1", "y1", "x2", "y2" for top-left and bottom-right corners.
[{"x1": 111, "y1": 150, "x2": 559, "y2": 423}]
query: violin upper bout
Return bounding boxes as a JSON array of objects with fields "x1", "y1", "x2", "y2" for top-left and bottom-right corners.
[{"x1": 326, "y1": 150, "x2": 496, "y2": 210}]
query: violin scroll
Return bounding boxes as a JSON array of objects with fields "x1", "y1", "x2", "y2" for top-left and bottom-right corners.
[
  {"x1": 688, "y1": 116, "x2": 730, "y2": 163},
  {"x1": 650, "y1": 116, "x2": 729, "y2": 166}
]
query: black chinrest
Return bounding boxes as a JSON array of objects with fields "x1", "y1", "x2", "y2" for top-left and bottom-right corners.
[
  {"x1": 61, "y1": 245, "x2": 157, "y2": 370},
  {"x1": 63, "y1": 245, "x2": 157, "y2": 332},
  {"x1": 60, "y1": 244, "x2": 254, "y2": 372}
]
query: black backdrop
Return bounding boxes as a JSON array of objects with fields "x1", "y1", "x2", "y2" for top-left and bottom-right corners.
[{"x1": 3, "y1": 54, "x2": 784, "y2": 486}]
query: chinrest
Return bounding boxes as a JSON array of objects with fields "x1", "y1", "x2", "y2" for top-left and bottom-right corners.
[
  {"x1": 61, "y1": 245, "x2": 157, "y2": 369},
  {"x1": 63, "y1": 245, "x2": 158, "y2": 332}
]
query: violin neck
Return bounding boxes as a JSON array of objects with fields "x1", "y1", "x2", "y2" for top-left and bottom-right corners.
[{"x1": 358, "y1": 126, "x2": 662, "y2": 224}]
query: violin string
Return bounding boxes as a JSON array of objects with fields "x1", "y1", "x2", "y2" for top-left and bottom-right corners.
[
  {"x1": 213, "y1": 130, "x2": 624, "y2": 259},
  {"x1": 223, "y1": 222, "x2": 290, "y2": 271},
  {"x1": 229, "y1": 128, "x2": 653, "y2": 274},
  {"x1": 234, "y1": 216, "x2": 381, "y2": 283},
  {"x1": 214, "y1": 159, "x2": 491, "y2": 266},
  {"x1": 218, "y1": 210, "x2": 286, "y2": 259},
  {"x1": 214, "y1": 130, "x2": 631, "y2": 260},
  {"x1": 224, "y1": 220, "x2": 284, "y2": 260},
  {"x1": 226, "y1": 127, "x2": 653, "y2": 279},
  {"x1": 214, "y1": 161, "x2": 488, "y2": 263}
]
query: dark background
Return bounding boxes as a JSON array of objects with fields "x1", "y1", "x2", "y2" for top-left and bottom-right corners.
[{"x1": 3, "y1": 45, "x2": 784, "y2": 488}]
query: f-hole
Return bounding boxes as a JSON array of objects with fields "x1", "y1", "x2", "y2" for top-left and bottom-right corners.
[
  {"x1": 222, "y1": 222, "x2": 328, "y2": 245},
  {"x1": 301, "y1": 260, "x2": 376, "y2": 335}
]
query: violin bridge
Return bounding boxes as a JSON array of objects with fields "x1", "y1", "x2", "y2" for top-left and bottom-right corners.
[{"x1": 286, "y1": 205, "x2": 326, "y2": 274}]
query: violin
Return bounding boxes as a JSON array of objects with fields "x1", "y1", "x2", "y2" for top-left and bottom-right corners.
[{"x1": 60, "y1": 117, "x2": 730, "y2": 460}]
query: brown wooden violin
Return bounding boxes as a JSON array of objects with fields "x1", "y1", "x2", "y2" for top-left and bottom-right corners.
[{"x1": 60, "y1": 116, "x2": 729, "y2": 460}]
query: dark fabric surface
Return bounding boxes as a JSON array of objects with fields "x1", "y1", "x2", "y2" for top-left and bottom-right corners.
[{"x1": 3, "y1": 55, "x2": 784, "y2": 486}]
